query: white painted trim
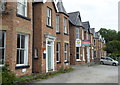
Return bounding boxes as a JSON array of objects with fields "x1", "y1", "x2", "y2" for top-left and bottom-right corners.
[
  {"x1": 87, "y1": 47, "x2": 90, "y2": 63},
  {"x1": 76, "y1": 59, "x2": 81, "y2": 61},
  {"x1": 82, "y1": 48, "x2": 85, "y2": 61}
]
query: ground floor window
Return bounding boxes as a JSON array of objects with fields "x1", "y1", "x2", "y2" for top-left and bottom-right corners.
[
  {"x1": 94, "y1": 50, "x2": 96, "y2": 58},
  {"x1": 76, "y1": 47, "x2": 80, "y2": 61},
  {"x1": 0, "y1": 31, "x2": 6, "y2": 65},
  {"x1": 56, "y1": 42, "x2": 60, "y2": 62},
  {"x1": 64, "y1": 43, "x2": 68, "y2": 62},
  {"x1": 16, "y1": 33, "x2": 29, "y2": 66}
]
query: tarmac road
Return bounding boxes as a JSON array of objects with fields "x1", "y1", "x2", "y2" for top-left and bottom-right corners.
[{"x1": 33, "y1": 65, "x2": 118, "y2": 83}]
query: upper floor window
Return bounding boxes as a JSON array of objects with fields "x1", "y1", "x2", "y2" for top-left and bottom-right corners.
[
  {"x1": 17, "y1": 0, "x2": 27, "y2": 17},
  {"x1": 94, "y1": 39, "x2": 96, "y2": 46},
  {"x1": 47, "y1": 7, "x2": 52, "y2": 27},
  {"x1": 76, "y1": 28, "x2": 80, "y2": 39},
  {"x1": 0, "y1": 31, "x2": 6, "y2": 66},
  {"x1": 56, "y1": 15, "x2": 60, "y2": 33},
  {"x1": 17, "y1": 33, "x2": 29, "y2": 66},
  {"x1": 82, "y1": 29, "x2": 84, "y2": 40},
  {"x1": 64, "y1": 17, "x2": 67, "y2": 34}
]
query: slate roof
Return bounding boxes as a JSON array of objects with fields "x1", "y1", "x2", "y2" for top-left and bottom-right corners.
[
  {"x1": 57, "y1": 0, "x2": 68, "y2": 16},
  {"x1": 68, "y1": 11, "x2": 83, "y2": 27},
  {"x1": 82, "y1": 21, "x2": 90, "y2": 32},
  {"x1": 91, "y1": 28, "x2": 95, "y2": 34}
]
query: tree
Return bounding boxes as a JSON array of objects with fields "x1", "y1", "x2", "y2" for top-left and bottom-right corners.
[
  {"x1": 104, "y1": 40, "x2": 120, "y2": 54},
  {"x1": 98, "y1": 28, "x2": 117, "y2": 43},
  {"x1": 117, "y1": 31, "x2": 120, "y2": 41}
]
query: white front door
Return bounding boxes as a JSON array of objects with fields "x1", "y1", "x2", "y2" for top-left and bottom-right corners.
[
  {"x1": 87, "y1": 47, "x2": 90, "y2": 63},
  {"x1": 46, "y1": 39, "x2": 54, "y2": 72}
]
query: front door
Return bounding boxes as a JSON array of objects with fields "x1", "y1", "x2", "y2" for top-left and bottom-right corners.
[
  {"x1": 46, "y1": 40, "x2": 54, "y2": 72},
  {"x1": 48, "y1": 45, "x2": 52, "y2": 71}
]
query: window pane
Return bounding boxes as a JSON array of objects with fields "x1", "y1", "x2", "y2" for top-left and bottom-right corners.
[
  {"x1": 17, "y1": 49, "x2": 20, "y2": 64},
  {"x1": 76, "y1": 54, "x2": 79, "y2": 59},
  {"x1": 0, "y1": 31, "x2": 4, "y2": 47},
  {"x1": 17, "y1": 34, "x2": 20, "y2": 48},
  {"x1": 0, "y1": 49, "x2": 4, "y2": 64},
  {"x1": 76, "y1": 47, "x2": 79, "y2": 53},
  {"x1": 64, "y1": 53, "x2": 67, "y2": 60},
  {"x1": 21, "y1": 35, "x2": 25, "y2": 48},
  {"x1": 20, "y1": 50, "x2": 24, "y2": 64},
  {"x1": 56, "y1": 53, "x2": 59, "y2": 61},
  {"x1": 17, "y1": 2, "x2": 26, "y2": 16}
]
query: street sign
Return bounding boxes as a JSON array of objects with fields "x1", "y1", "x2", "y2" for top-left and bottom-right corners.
[
  {"x1": 82, "y1": 40, "x2": 90, "y2": 46},
  {"x1": 76, "y1": 39, "x2": 81, "y2": 47}
]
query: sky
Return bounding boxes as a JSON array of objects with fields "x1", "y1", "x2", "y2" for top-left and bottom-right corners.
[{"x1": 62, "y1": 0, "x2": 119, "y2": 32}]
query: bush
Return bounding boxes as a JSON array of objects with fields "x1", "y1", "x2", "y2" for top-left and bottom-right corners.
[
  {"x1": 2, "y1": 65, "x2": 16, "y2": 85},
  {"x1": 108, "y1": 54, "x2": 120, "y2": 60}
]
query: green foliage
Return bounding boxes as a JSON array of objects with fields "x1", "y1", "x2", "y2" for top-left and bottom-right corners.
[
  {"x1": 108, "y1": 54, "x2": 120, "y2": 60},
  {"x1": 117, "y1": 31, "x2": 120, "y2": 41},
  {"x1": 104, "y1": 40, "x2": 120, "y2": 54},
  {"x1": 2, "y1": 65, "x2": 16, "y2": 85},
  {"x1": 98, "y1": 28, "x2": 120, "y2": 55},
  {"x1": 98, "y1": 28, "x2": 118, "y2": 43}
]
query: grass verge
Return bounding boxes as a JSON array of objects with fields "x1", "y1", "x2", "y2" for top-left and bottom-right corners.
[{"x1": 16, "y1": 67, "x2": 74, "y2": 83}]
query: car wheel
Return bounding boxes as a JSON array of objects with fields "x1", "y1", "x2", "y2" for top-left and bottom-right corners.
[
  {"x1": 112, "y1": 63, "x2": 116, "y2": 66},
  {"x1": 100, "y1": 61, "x2": 104, "y2": 65}
]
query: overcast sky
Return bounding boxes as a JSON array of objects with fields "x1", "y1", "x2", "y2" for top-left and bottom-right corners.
[{"x1": 62, "y1": 0, "x2": 119, "y2": 32}]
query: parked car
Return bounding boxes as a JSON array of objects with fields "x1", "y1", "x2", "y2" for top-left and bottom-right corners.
[{"x1": 100, "y1": 57, "x2": 118, "y2": 66}]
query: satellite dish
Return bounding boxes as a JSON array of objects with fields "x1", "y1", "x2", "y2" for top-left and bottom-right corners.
[{"x1": 0, "y1": 0, "x2": 7, "y2": 13}]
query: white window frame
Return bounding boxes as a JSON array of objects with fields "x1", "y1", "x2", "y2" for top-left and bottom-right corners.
[
  {"x1": 16, "y1": 33, "x2": 29, "y2": 66},
  {"x1": 56, "y1": 15, "x2": 60, "y2": 33},
  {"x1": 76, "y1": 47, "x2": 81, "y2": 61},
  {"x1": 17, "y1": 0, "x2": 27, "y2": 17},
  {"x1": 47, "y1": 7, "x2": 52, "y2": 26},
  {"x1": 0, "y1": 31, "x2": 6, "y2": 66},
  {"x1": 56, "y1": 42, "x2": 60, "y2": 62},
  {"x1": 64, "y1": 17, "x2": 67, "y2": 34},
  {"x1": 64, "y1": 43, "x2": 68, "y2": 62},
  {"x1": 76, "y1": 28, "x2": 80, "y2": 39}
]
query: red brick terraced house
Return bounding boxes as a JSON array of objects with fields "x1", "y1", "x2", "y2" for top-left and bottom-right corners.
[
  {"x1": 56, "y1": 1, "x2": 70, "y2": 70},
  {"x1": 0, "y1": 0, "x2": 106, "y2": 77},
  {"x1": 68, "y1": 11, "x2": 85, "y2": 65},
  {"x1": 89, "y1": 28, "x2": 94, "y2": 62},
  {"x1": 33, "y1": 0, "x2": 70, "y2": 73},
  {"x1": 82, "y1": 21, "x2": 91, "y2": 63},
  {"x1": 33, "y1": 0, "x2": 58, "y2": 73},
  {"x1": 0, "y1": 0, "x2": 33, "y2": 76}
]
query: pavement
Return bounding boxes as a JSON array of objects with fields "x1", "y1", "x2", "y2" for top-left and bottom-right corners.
[{"x1": 32, "y1": 65, "x2": 118, "y2": 83}]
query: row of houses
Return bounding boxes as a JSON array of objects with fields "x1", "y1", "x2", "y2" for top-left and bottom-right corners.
[{"x1": 0, "y1": 0, "x2": 106, "y2": 77}]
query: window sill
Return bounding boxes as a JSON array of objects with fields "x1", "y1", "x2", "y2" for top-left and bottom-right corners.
[
  {"x1": 64, "y1": 33, "x2": 69, "y2": 35},
  {"x1": 76, "y1": 59, "x2": 81, "y2": 62},
  {"x1": 57, "y1": 62, "x2": 61, "y2": 64},
  {"x1": 64, "y1": 61, "x2": 69, "y2": 63},
  {"x1": 56, "y1": 32, "x2": 61, "y2": 34},
  {"x1": 46, "y1": 25, "x2": 53, "y2": 29},
  {"x1": 16, "y1": 14, "x2": 31, "y2": 21},
  {"x1": 15, "y1": 65, "x2": 30, "y2": 69}
]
